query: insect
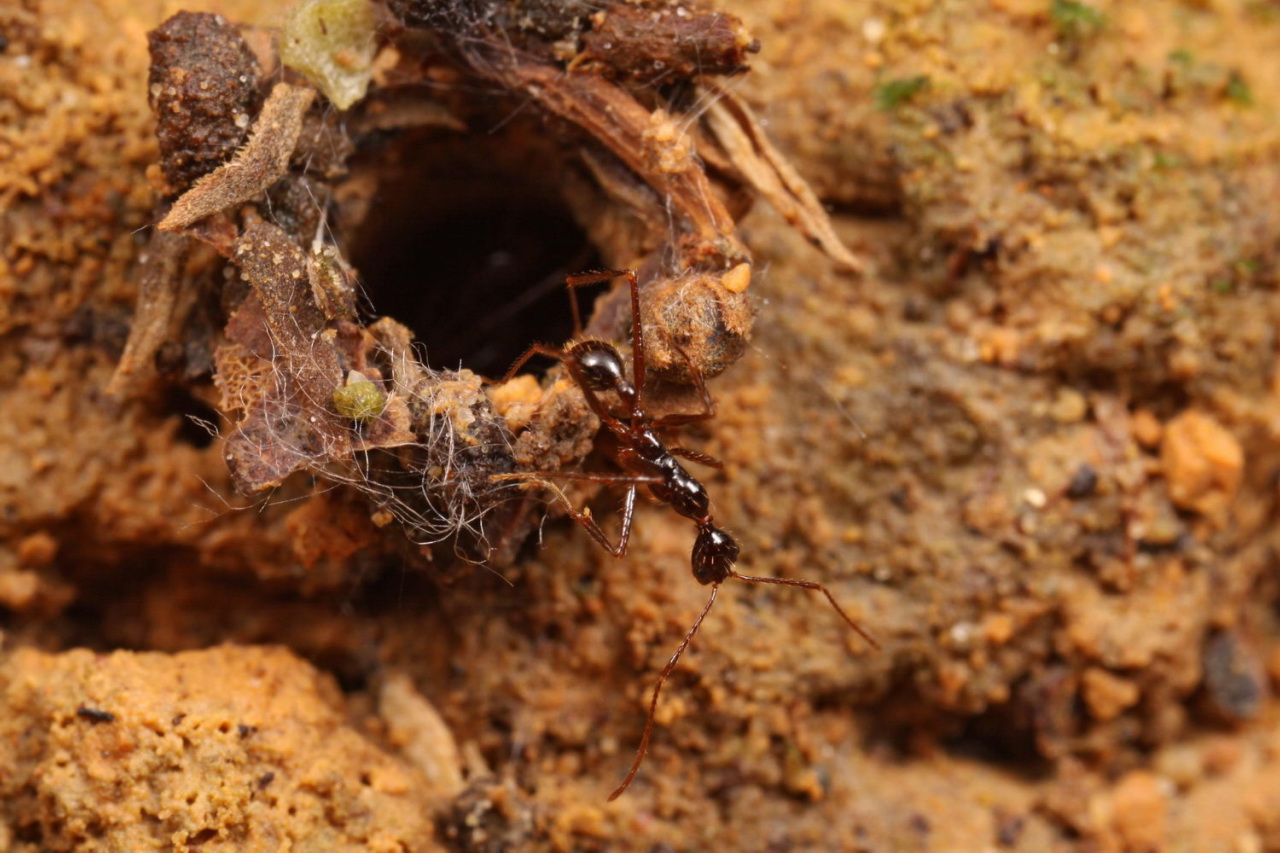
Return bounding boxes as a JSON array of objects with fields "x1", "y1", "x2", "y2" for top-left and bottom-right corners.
[{"x1": 499, "y1": 268, "x2": 879, "y2": 800}]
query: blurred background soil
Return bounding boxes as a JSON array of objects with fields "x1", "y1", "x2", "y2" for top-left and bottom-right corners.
[{"x1": 3, "y1": 0, "x2": 1280, "y2": 849}]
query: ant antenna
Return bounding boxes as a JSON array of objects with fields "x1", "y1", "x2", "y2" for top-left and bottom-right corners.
[
  {"x1": 729, "y1": 571, "x2": 881, "y2": 650},
  {"x1": 609, "y1": 585, "x2": 720, "y2": 802},
  {"x1": 608, "y1": 572, "x2": 878, "y2": 800}
]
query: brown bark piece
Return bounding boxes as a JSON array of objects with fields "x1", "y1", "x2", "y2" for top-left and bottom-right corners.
[
  {"x1": 159, "y1": 83, "x2": 316, "y2": 232},
  {"x1": 107, "y1": 229, "x2": 190, "y2": 394},
  {"x1": 579, "y1": 4, "x2": 758, "y2": 83}
]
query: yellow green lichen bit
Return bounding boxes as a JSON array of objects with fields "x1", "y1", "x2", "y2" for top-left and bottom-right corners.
[
  {"x1": 333, "y1": 371, "x2": 385, "y2": 422},
  {"x1": 281, "y1": 0, "x2": 377, "y2": 110}
]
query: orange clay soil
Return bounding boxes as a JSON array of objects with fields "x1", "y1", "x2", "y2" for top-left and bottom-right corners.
[{"x1": 4, "y1": 0, "x2": 1280, "y2": 850}]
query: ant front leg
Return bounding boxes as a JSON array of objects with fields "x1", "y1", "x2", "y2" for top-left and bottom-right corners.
[
  {"x1": 667, "y1": 447, "x2": 724, "y2": 470},
  {"x1": 652, "y1": 345, "x2": 716, "y2": 429},
  {"x1": 566, "y1": 269, "x2": 645, "y2": 409}
]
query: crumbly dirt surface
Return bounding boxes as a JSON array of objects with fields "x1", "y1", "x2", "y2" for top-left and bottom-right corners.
[
  {"x1": 0, "y1": 645, "x2": 440, "y2": 851},
  {"x1": 4, "y1": 0, "x2": 1280, "y2": 850}
]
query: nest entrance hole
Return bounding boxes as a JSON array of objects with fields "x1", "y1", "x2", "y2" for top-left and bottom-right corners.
[{"x1": 341, "y1": 132, "x2": 604, "y2": 378}]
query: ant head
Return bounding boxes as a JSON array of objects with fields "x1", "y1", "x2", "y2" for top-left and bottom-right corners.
[
  {"x1": 691, "y1": 524, "x2": 738, "y2": 586},
  {"x1": 569, "y1": 340, "x2": 632, "y2": 396}
]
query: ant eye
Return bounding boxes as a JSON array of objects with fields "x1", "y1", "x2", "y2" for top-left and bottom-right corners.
[{"x1": 574, "y1": 343, "x2": 626, "y2": 392}]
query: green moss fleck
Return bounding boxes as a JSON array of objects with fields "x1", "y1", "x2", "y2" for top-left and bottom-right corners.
[
  {"x1": 874, "y1": 75, "x2": 930, "y2": 111},
  {"x1": 1226, "y1": 71, "x2": 1253, "y2": 106},
  {"x1": 1050, "y1": 0, "x2": 1105, "y2": 38}
]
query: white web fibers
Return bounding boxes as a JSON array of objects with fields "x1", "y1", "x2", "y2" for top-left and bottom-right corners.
[
  {"x1": 214, "y1": 197, "x2": 520, "y2": 561},
  {"x1": 322, "y1": 346, "x2": 520, "y2": 557}
]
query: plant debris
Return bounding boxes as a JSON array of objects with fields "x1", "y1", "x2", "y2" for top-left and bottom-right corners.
[
  {"x1": 117, "y1": 0, "x2": 859, "y2": 562},
  {"x1": 158, "y1": 84, "x2": 316, "y2": 233},
  {"x1": 281, "y1": 0, "x2": 378, "y2": 110},
  {"x1": 147, "y1": 11, "x2": 262, "y2": 192}
]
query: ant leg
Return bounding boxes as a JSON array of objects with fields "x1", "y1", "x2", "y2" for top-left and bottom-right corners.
[
  {"x1": 565, "y1": 269, "x2": 643, "y2": 401},
  {"x1": 565, "y1": 269, "x2": 635, "y2": 289},
  {"x1": 608, "y1": 584, "x2": 720, "y2": 801},
  {"x1": 494, "y1": 476, "x2": 648, "y2": 558},
  {"x1": 667, "y1": 447, "x2": 724, "y2": 470},
  {"x1": 565, "y1": 279, "x2": 586, "y2": 339},
  {"x1": 652, "y1": 344, "x2": 716, "y2": 429},
  {"x1": 729, "y1": 571, "x2": 881, "y2": 650},
  {"x1": 568, "y1": 482, "x2": 637, "y2": 558},
  {"x1": 491, "y1": 472, "x2": 662, "y2": 485},
  {"x1": 501, "y1": 343, "x2": 564, "y2": 385}
]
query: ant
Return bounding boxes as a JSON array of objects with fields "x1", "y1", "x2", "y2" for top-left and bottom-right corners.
[{"x1": 497, "y1": 268, "x2": 879, "y2": 801}]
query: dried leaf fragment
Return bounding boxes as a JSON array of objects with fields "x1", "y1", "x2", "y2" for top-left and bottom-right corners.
[
  {"x1": 702, "y1": 86, "x2": 862, "y2": 272},
  {"x1": 159, "y1": 83, "x2": 316, "y2": 232},
  {"x1": 497, "y1": 59, "x2": 747, "y2": 264},
  {"x1": 223, "y1": 222, "x2": 350, "y2": 491},
  {"x1": 281, "y1": 0, "x2": 378, "y2": 110}
]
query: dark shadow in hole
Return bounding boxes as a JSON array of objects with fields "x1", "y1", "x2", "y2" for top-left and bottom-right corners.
[
  {"x1": 941, "y1": 702, "x2": 1053, "y2": 780},
  {"x1": 342, "y1": 131, "x2": 604, "y2": 379},
  {"x1": 162, "y1": 386, "x2": 220, "y2": 449},
  {"x1": 830, "y1": 680, "x2": 1053, "y2": 781}
]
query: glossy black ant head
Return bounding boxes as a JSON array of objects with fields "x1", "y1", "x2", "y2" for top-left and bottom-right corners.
[
  {"x1": 691, "y1": 523, "x2": 739, "y2": 585},
  {"x1": 569, "y1": 340, "x2": 633, "y2": 396}
]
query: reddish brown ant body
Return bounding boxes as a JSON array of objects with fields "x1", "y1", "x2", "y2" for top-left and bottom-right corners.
[{"x1": 500, "y1": 269, "x2": 879, "y2": 800}]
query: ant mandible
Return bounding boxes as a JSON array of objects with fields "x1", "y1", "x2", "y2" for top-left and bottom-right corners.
[{"x1": 499, "y1": 268, "x2": 880, "y2": 801}]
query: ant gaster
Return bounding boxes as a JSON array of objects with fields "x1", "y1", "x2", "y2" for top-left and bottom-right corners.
[{"x1": 500, "y1": 269, "x2": 879, "y2": 801}]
